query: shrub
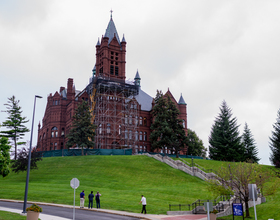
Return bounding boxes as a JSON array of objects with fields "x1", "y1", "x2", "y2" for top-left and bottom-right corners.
[{"x1": 26, "y1": 204, "x2": 42, "y2": 212}]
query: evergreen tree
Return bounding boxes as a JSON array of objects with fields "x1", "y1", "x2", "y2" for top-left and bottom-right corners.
[
  {"x1": 150, "y1": 91, "x2": 173, "y2": 153},
  {"x1": 11, "y1": 147, "x2": 42, "y2": 173},
  {"x1": 186, "y1": 129, "x2": 207, "y2": 157},
  {"x1": 269, "y1": 108, "x2": 280, "y2": 168},
  {"x1": 242, "y1": 122, "x2": 260, "y2": 163},
  {"x1": 0, "y1": 137, "x2": 11, "y2": 177},
  {"x1": 209, "y1": 100, "x2": 243, "y2": 161},
  {"x1": 66, "y1": 101, "x2": 96, "y2": 155},
  {"x1": 166, "y1": 96, "x2": 188, "y2": 158},
  {"x1": 0, "y1": 96, "x2": 29, "y2": 160}
]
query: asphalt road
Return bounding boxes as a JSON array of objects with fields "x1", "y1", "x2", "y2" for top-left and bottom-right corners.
[{"x1": 0, "y1": 201, "x2": 140, "y2": 220}]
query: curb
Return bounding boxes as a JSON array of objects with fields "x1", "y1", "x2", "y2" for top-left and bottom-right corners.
[{"x1": 0, "y1": 199, "x2": 154, "y2": 220}]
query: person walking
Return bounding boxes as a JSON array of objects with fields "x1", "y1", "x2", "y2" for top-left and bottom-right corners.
[
  {"x1": 139, "y1": 195, "x2": 147, "y2": 214},
  {"x1": 95, "y1": 191, "x2": 101, "y2": 208},
  {"x1": 80, "y1": 190, "x2": 85, "y2": 208},
  {"x1": 88, "y1": 191, "x2": 94, "y2": 209}
]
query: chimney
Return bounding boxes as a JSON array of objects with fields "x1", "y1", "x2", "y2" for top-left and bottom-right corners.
[{"x1": 67, "y1": 78, "x2": 74, "y2": 100}]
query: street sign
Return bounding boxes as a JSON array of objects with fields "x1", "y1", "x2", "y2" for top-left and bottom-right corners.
[
  {"x1": 70, "y1": 178, "x2": 79, "y2": 220},
  {"x1": 233, "y1": 203, "x2": 243, "y2": 216},
  {"x1": 204, "y1": 202, "x2": 213, "y2": 212},
  {"x1": 248, "y1": 184, "x2": 258, "y2": 220},
  {"x1": 70, "y1": 178, "x2": 80, "y2": 189},
  {"x1": 248, "y1": 184, "x2": 257, "y2": 201}
]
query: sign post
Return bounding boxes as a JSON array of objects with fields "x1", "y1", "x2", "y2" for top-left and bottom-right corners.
[
  {"x1": 70, "y1": 178, "x2": 80, "y2": 220},
  {"x1": 204, "y1": 202, "x2": 213, "y2": 220},
  {"x1": 248, "y1": 184, "x2": 257, "y2": 220}
]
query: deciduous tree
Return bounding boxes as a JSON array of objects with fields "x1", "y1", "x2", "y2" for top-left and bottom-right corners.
[
  {"x1": 66, "y1": 101, "x2": 96, "y2": 155},
  {"x1": 209, "y1": 100, "x2": 243, "y2": 161},
  {"x1": 208, "y1": 162, "x2": 279, "y2": 218},
  {"x1": 0, "y1": 96, "x2": 29, "y2": 160},
  {"x1": 186, "y1": 129, "x2": 207, "y2": 157}
]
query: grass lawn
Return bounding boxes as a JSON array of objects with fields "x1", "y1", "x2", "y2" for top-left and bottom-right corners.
[
  {"x1": 217, "y1": 191, "x2": 280, "y2": 219},
  {"x1": 0, "y1": 155, "x2": 212, "y2": 214},
  {"x1": 175, "y1": 157, "x2": 280, "y2": 219},
  {"x1": 0, "y1": 210, "x2": 41, "y2": 220},
  {"x1": 1, "y1": 154, "x2": 279, "y2": 219}
]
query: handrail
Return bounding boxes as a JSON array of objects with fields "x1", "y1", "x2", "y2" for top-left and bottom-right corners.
[{"x1": 169, "y1": 194, "x2": 232, "y2": 214}]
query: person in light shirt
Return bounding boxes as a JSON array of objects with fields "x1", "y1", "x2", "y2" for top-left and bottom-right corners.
[{"x1": 139, "y1": 195, "x2": 147, "y2": 214}]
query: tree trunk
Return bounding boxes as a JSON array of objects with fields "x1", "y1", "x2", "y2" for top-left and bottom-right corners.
[
  {"x1": 245, "y1": 198, "x2": 250, "y2": 217},
  {"x1": 14, "y1": 136, "x2": 17, "y2": 160}
]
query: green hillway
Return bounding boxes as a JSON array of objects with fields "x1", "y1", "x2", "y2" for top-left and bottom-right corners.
[{"x1": 0, "y1": 155, "x2": 279, "y2": 219}]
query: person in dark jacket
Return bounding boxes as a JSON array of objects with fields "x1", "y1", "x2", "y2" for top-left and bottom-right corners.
[
  {"x1": 95, "y1": 191, "x2": 101, "y2": 208},
  {"x1": 88, "y1": 191, "x2": 94, "y2": 209}
]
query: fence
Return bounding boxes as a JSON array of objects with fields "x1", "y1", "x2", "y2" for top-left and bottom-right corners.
[
  {"x1": 39, "y1": 148, "x2": 132, "y2": 157},
  {"x1": 169, "y1": 195, "x2": 232, "y2": 214}
]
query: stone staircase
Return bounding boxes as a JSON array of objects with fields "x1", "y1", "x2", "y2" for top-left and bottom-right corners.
[
  {"x1": 142, "y1": 153, "x2": 216, "y2": 181},
  {"x1": 140, "y1": 153, "x2": 265, "y2": 217}
]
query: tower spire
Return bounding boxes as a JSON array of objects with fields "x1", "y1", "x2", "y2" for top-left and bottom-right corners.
[{"x1": 110, "y1": 9, "x2": 113, "y2": 19}]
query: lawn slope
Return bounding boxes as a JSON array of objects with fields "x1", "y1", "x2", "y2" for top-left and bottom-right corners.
[{"x1": 0, "y1": 155, "x2": 212, "y2": 214}]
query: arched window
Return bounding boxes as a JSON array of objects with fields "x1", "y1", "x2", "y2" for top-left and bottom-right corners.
[
  {"x1": 129, "y1": 115, "x2": 132, "y2": 124},
  {"x1": 99, "y1": 124, "x2": 102, "y2": 134},
  {"x1": 61, "y1": 128, "x2": 65, "y2": 137},
  {"x1": 54, "y1": 142, "x2": 57, "y2": 150},
  {"x1": 51, "y1": 127, "x2": 58, "y2": 138},
  {"x1": 135, "y1": 145, "x2": 138, "y2": 154},
  {"x1": 125, "y1": 115, "x2": 128, "y2": 124},
  {"x1": 125, "y1": 129, "x2": 128, "y2": 139},
  {"x1": 107, "y1": 123, "x2": 111, "y2": 134},
  {"x1": 135, "y1": 116, "x2": 138, "y2": 125},
  {"x1": 139, "y1": 117, "x2": 143, "y2": 125},
  {"x1": 143, "y1": 117, "x2": 147, "y2": 126},
  {"x1": 144, "y1": 132, "x2": 147, "y2": 141},
  {"x1": 182, "y1": 120, "x2": 186, "y2": 128},
  {"x1": 139, "y1": 132, "x2": 143, "y2": 141},
  {"x1": 129, "y1": 130, "x2": 132, "y2": 139},
  {"x1": 135, "y1": 131, "x2": 138, "y2": 141},
  {"x1": 119, "y1": 125, "x2": 121, "y2": 135}
]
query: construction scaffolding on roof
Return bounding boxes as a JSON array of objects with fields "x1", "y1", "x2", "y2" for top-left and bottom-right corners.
[{"x1": 87, "y1": 76, "x2": 139, "y2": 151}]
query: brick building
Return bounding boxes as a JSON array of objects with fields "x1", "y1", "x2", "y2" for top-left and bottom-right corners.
[{"x1": 36, "y1": 14, "x2": 187, "y2": 154}]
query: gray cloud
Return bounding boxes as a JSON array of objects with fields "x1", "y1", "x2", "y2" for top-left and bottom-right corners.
[{"x1": 1, "y1": 0, "x2": 280, "y2": 165}]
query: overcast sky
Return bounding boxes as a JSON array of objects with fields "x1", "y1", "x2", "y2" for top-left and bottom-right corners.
[{"x1": 1, "y1": 0, "x2": 280, "y2": 165}]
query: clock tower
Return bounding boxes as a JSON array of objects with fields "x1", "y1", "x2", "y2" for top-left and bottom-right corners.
[{"x1": 95, "y1": 12, "x2": 126, "y2": 81}]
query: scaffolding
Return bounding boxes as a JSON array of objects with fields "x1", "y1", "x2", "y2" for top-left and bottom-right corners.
[{"x1": 88, "y1": 76, "x2": 139, "y2": 151}]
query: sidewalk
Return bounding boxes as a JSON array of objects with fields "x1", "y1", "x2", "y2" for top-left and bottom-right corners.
[
  {"x1": 0, "y1": 199, "x2": 207, "y2": 220},
  {"x1": 0, "y1": 206, "x2": 70, "y2": 220}
]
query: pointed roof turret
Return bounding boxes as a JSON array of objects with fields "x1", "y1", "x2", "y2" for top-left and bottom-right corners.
[
  {"x1": 104, "y1": 10, "x2": 121, "y2": 45},
  {"x1": 135, "y1": 69, "x2": 140, "y2": 79},
  {"x1": 92, "y1": 65, "x2": 96, "y2": 76},
  {"x1": 96, "y1": 38, "x2": 100, "y2": 46},
  {"x1": 134, "y1": 69, "x2": 141, "y2": 87},
  {"x1": 178, "y1": 93, "x2": 186, "y2": 105},
  {"x1": 122, "y1": 34, "x2": 126, "y2": 43}
]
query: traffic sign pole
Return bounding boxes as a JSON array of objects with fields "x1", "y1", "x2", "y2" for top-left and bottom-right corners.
[{"x1": 70, "y1": 178, "x2": 80, "y2": 220}]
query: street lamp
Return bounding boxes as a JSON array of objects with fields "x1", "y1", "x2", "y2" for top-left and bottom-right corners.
[{"x1": 23, "y1": 95, "x2": 42, "y2": 213}]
